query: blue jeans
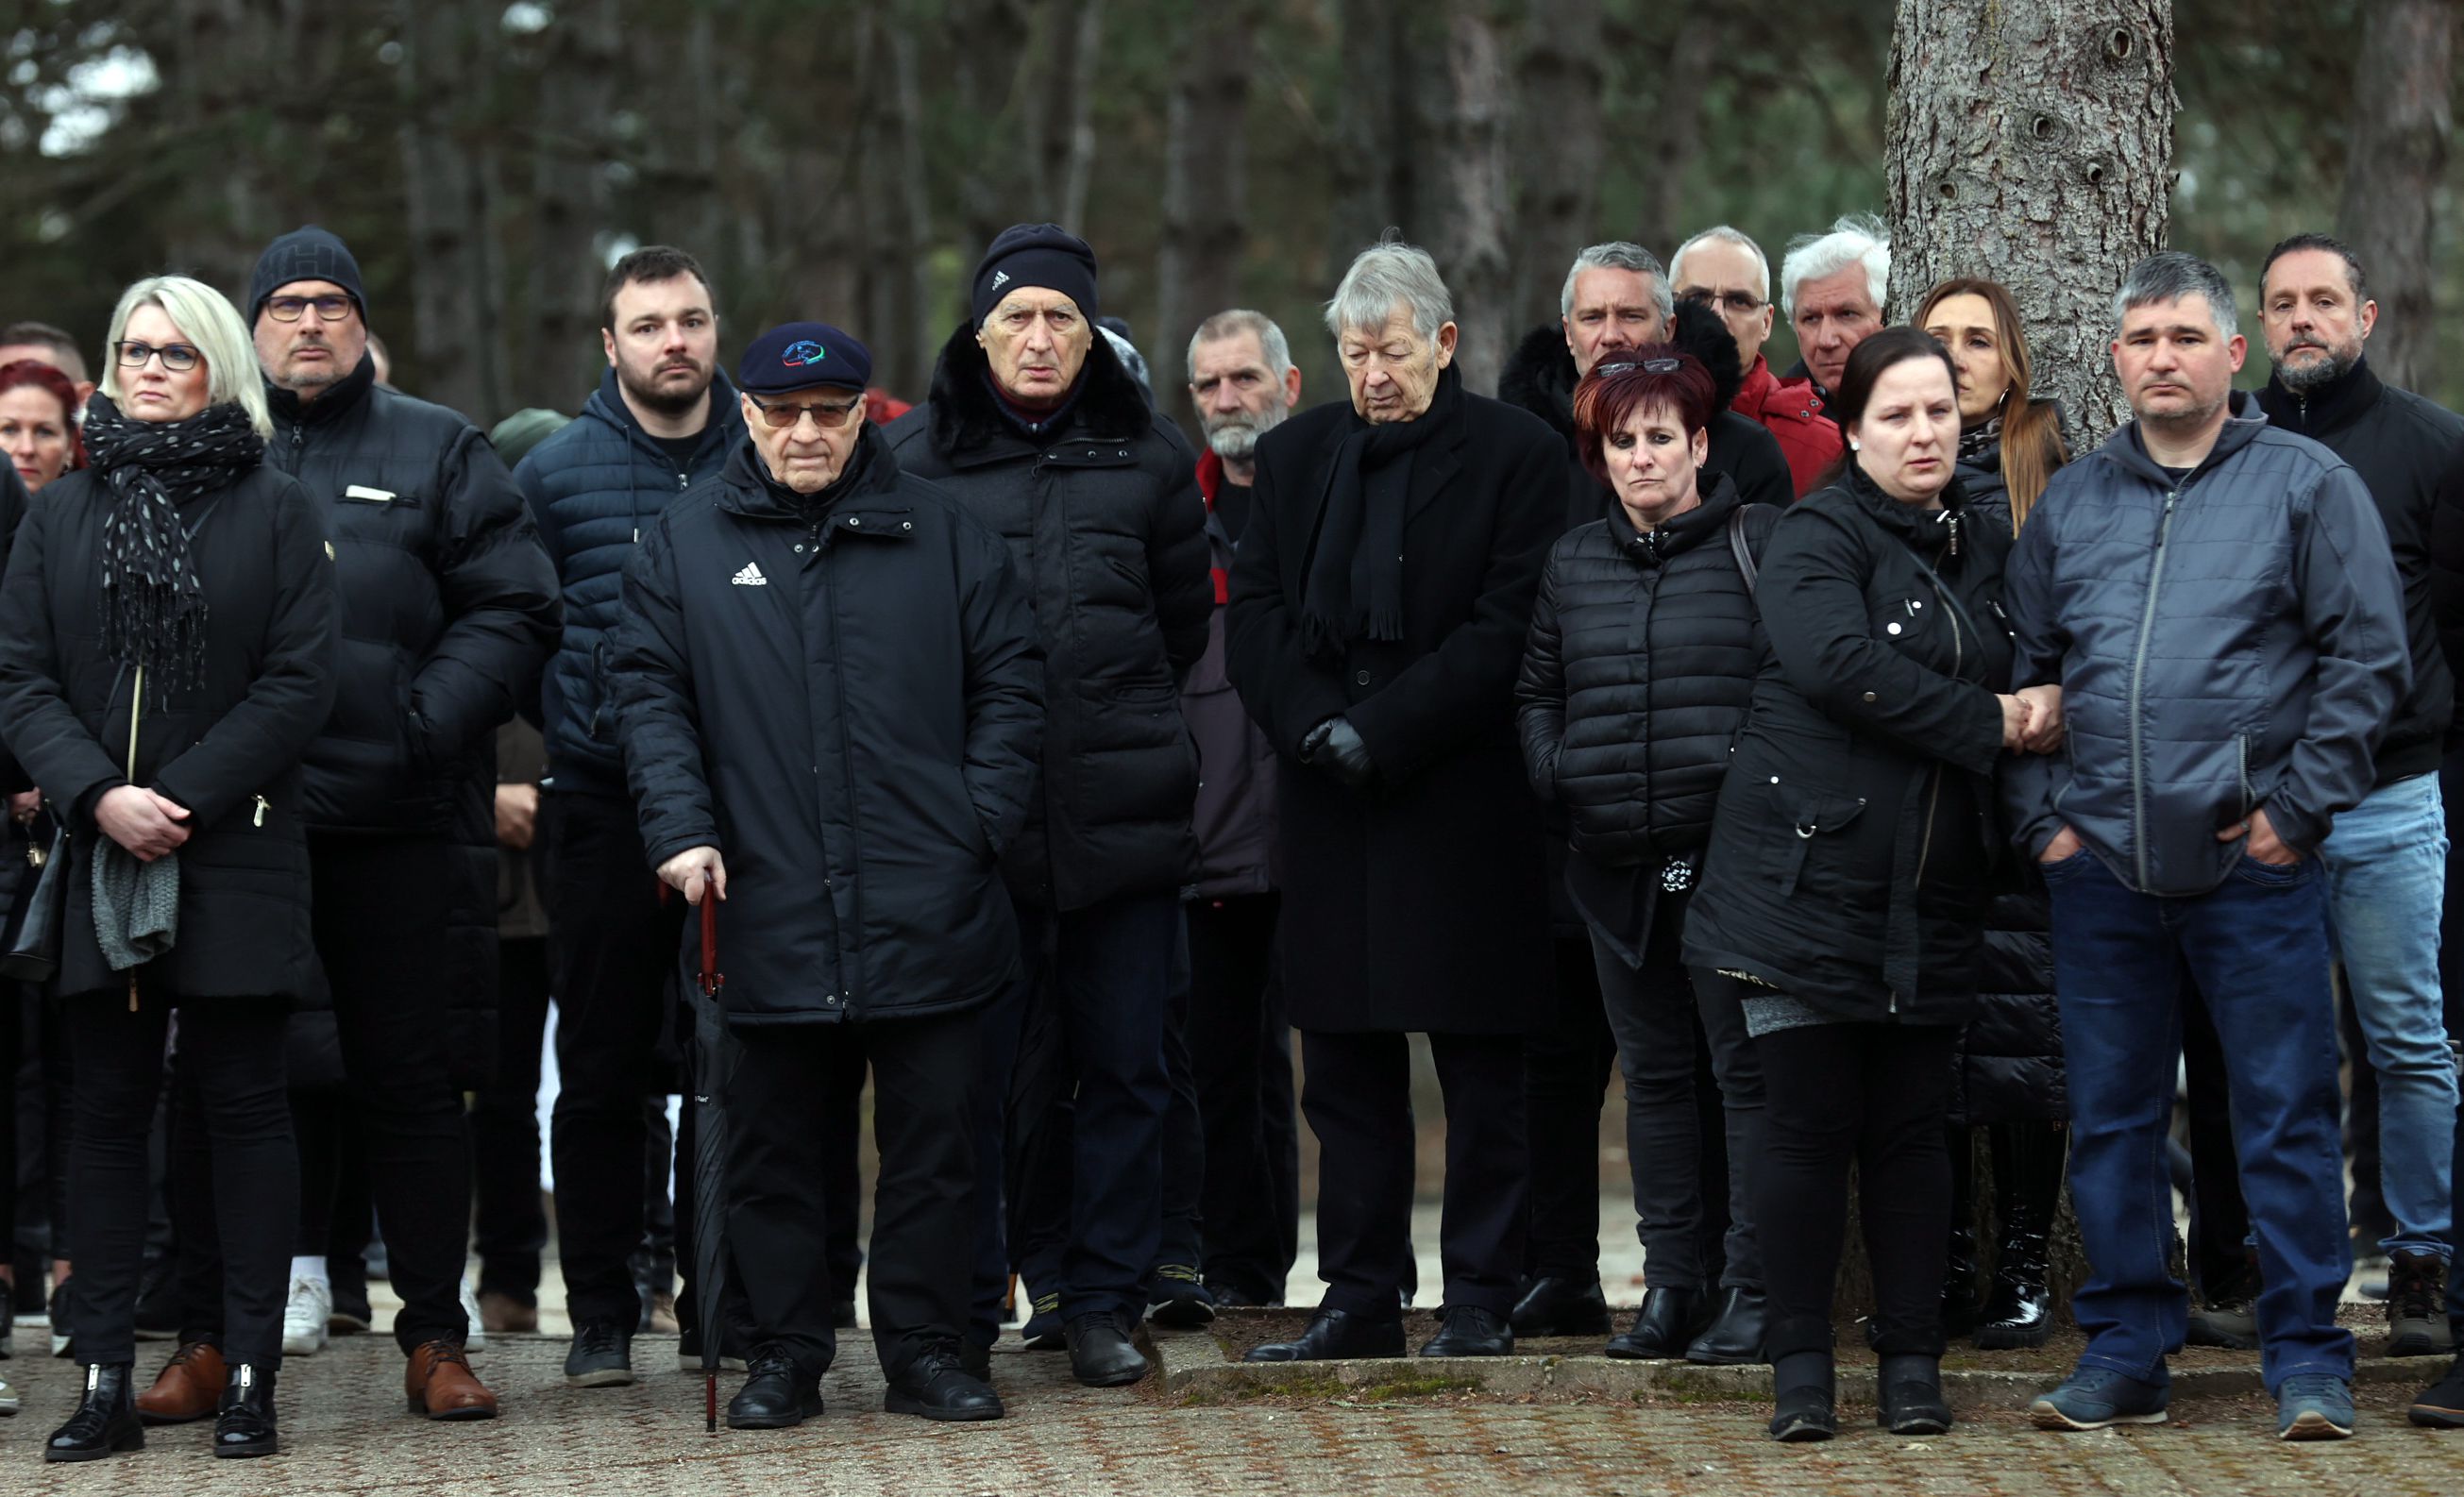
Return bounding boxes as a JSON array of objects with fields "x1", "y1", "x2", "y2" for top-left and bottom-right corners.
[
  {"x1": 2042, "y1": 849, "x2": 2354, "y2": 1394},
  {"x1": 2317, "y1": 773, "x2": 2456, "y2": 1260}
]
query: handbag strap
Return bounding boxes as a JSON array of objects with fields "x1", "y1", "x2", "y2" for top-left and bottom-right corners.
[{"x1": 1726, "y1": 505, "x2": 1757, "y2": 593}]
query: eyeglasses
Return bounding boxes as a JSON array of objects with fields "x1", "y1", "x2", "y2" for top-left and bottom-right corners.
[
  {"x1": 1594, "y1": 358, "x2": 1685, "y2": 378},
  {"x1": 751, "y1": 395, "x2": 863, "y2": 429},
  {"x1": 1678, "y1": 289, "x2": 1764, "y2": 316},
  {"x1": 116, "y1": 341, "x2": 202, "y2": 373},
  {"x1": 262, "y1": 294, "x2": 356, "y2": 323}
]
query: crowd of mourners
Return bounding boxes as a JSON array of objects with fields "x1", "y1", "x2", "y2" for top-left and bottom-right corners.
[{"x1": 0, "y1": 204, "x2": 2460, "y2": 1465}]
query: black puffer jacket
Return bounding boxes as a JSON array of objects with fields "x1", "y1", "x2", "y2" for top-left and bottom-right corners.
[
  {"x1": 884, "y1": 326, "x2": 1208, "y2": 912},
  {"x1": 1516, "y1": 475, "x2": 1772, "y2": 865},
  {"x1": 613, "y1": 428, "x2": 1042, "y2": 1026},
  {"x1": 0, "y1": 460, "x2": 337, "y2": 1001},
  {"x1": 1683, "y1": 465, "x2": 2016, "y2": 1022}
]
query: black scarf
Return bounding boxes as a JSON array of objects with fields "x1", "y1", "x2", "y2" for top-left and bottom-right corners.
[
  {"x1": 1958, "y1": 412, "x2": 2004, "y2": 465},
  {"x1": 1300, "y1": 364, "x2": 1460, "y2": 660},
  {"x1": 80, "y1": 394, "x2": 264, "y2": 703}
]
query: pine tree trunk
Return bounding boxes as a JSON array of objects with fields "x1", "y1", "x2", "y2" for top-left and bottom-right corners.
[
  {"x1": 1887, "y1": 0, "x2": 2177, "y2": 441},
  {"x1": 2338, "y1": 0, "x2": 2454, "y2": 394},
  {"x1": 1439, "y1": 0, "x2": 1513, "y2": 395},
  {"x1": 1156, "y1": 5, "x2": 1258, "y2": 432},
  {"x1": 396, "y1": 0, "x2": 506, "y2": 422},
  {"x1": 1507, "y1": 0, "x2": 1603, "y2": 335},
  {"x1": 516, "y1": 0, "x2": 619, "y2": 413}
]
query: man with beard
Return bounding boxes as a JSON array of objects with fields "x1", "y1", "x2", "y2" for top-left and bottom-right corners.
[
  {"x1": 513, "y1": 245, "x2": 748, "y2": 1388},
  {"x1": 1177, "y1": 310, "x2": 1303, "y2": 1308}
]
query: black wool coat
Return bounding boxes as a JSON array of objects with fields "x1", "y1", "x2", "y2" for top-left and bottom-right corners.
[
  {"x1": 885, "y1": 327, "x2": 1208, "y2": 913},
  {"x1": 613, "y1": 429, "x2": 1043, "y2": 1027},
  {"x1": 1225, "y1": 383, "x2": 1563, "y2": 1034},
  {"x1": 0, "y1": 461, "x2": 338, "y2": 1001},
  {"x1": 1682, "y1": 465, "x2": 2016, "y2": 1023}
]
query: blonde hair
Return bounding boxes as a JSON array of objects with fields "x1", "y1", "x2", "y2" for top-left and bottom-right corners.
[{"x1": 98, "y1": 276, "x2": 273, "y2": 439}]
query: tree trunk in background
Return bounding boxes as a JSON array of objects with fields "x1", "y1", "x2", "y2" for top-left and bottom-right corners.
[
  {"x1": 889, "y1": 21, "x2": 940, "y2": 392},
  {"x1": 1439, "y1": 1, "x2": 1512, "y2": 395},
  {"x1": 1888, "y1": 0, "x2": 2175, "y2": 443},
  {"x1": 1156, "y1": 5, "x2": 1258, "y2": 432},
  {"x1": 1634, "y1": 19, "x2": 1720, "y2": 261},
  {"x1": 1508, "y1": 0, "x2": 1604, "y2": 335},
  {"x1": 516, "y1": 0, "x2": 619, "y2": 414},
  {"x1": 1326, "y1": 0, "x2": 1421, "y2": 279},
  {"x1": 396, "y1": 0, "x2": 506, "y2": 422},
  {"x1": 2338, "y1": 0, "x2": 2455, "y2": 395},
  {"x1": 1057, "y1": 0, "x2": 1106, "y2": 232}
]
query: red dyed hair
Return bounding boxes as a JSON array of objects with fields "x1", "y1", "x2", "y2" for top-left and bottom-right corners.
[
  {"x1": 0, "y1": 359, "x2": 85, "y2": 474},
  {"x1": 1572, "y1": 345, "x2": 1716, "y2": 489}
]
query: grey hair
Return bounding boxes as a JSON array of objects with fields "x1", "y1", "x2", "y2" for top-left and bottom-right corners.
[
  {"x1": 1186, "y1": 308, "x2": 1294, "y2": 384},
  {"x1": 99, "y1": 275, "x2": 273, "y2": 438},
  {"x1": 1559, "y1": 242, "x2": 1673, "y2": 321},
  {"x1": 1325, "y1": 237, "x2": 1454, "y2": 343},
  {"x1": 2112, "y1": 251, "x2": 2239, "y2": 341},
  {"x1": 1780, "y1": 212, "x2": 1890, "y2": 319},
  {"x1": 1669, "y1": 226, "x2": 1770, "y2": 303}
]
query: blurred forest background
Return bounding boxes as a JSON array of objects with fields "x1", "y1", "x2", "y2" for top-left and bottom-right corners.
[{"x1": 0, "y1": 0, "x2": 2453, "y2": 437}]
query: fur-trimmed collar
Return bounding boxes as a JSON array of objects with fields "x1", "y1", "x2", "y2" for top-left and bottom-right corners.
[
  {"x1": 921, "y1": 318, "x2": 1155, "y2": 459},
  {"x1": 1496, "y1": 299, "x2": 1748, "y2": 444}
]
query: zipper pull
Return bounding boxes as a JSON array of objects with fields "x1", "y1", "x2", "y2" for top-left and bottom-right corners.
[{"x1": 252, "y1": 795, "x2": 269, "y2": 828}]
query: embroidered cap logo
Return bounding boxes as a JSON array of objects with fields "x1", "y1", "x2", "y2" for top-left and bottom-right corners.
[{"x1": 781, "y1": 340, "x2": 826, "y2": 369}]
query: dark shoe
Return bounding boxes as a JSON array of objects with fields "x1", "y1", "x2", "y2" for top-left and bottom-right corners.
[
  {"x1": 1419, "y1": 1304, "x2": 1512, "y2": 1357},
  {"x1": 2030, "y1": 1367, "x2": 2169, "y2": 1430},
  {"x1": 2186, "y1": 1297, "x2": 2259, "y2": 1351},
  {"x1": 1940, "y1": 1226, "x2": 1981, "y2": 1340},
  {"x1": 136, "y1": 1339, "x2": 228, "y2": 1424},
  {"x1": 211, "y1": 1363, "x2": 278, "y2": 1458},
  {"x1": 1064, "y1": 1311, "x2": 1151, "y2": 1387},
  {"x1": 478, "y1": 1291, "x2": 538, "y2": 1336},
  {"x1": 831, "y1": 1298, "x2": 858, "y2": 1331},
  {"x1": 885, "y1": 1346, "x2": 1005, "y2": 1422},
  {"x1": 1145, "y1": 1265, "x2": 1218, "y2": 1329},
  {"x1": 1767, "y1": 1351, "x2": 1834, "y2": 1442},
  {"x1": 1020, "y1": 1292, "x2": 1066, "y2": 1351},
  {"x1": 677, "y1": 1324, "x2": 750, "y2": 1373},
  {"x1": 1975, "y1": 1232, "x2": 2056, "y2": 1349},
  {"x1": 329, "y1": 1259, "x2": 373, "y2": 1336},
  {"x1": 1605, "y1": 1287, "x2": 1710, "y2": 1360},
  {"x1": 1684, "y1": 1286, "x2": 1767, "y2": 1365},
  {"x1": 2406, "y1": 1348, "x2": 2464, "y2": 1427},
  {"x1": 404, "y1": 1339, "x2": 498, "y2": 1421},
  {"x1": 959, "y1": 1339, "x2": 992, "y2": 1381},
  {"x1": 2276, "y1": 1372, "x2": 2354, "y2": 1440},
  {"x1": 1878, "y1": 1353, "x2": 1952, "y2": 1436},
  {"x1": 565, "y1": 1321, "x2": 635, "y2": 1388},
  {"x1": 44, "y1": 1363, "x2": 144, "y2": 1462},
  {"x1": 1509, "y1": 1275, "x2": 1611, "y2": 1337},
  {"x1": 726, "y1": 1351, "x2": 822, "y2": 1430},
  {"x1": 2388, "y1": 1249, "x2": 2455, "y2": 1357},
  {"x1": 1244, "y1": 1306, "x2": 1406, "y2": 1363}
]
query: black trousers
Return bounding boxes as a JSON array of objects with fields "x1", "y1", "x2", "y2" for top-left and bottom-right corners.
[
  {"x1": 72, "y1": 994, "x2": 294, "y2": 1368},
  {"x1": 1750, "y1": 1017, "x2": 1960, "y2": 1360},
  {"x1": 728, "y1": 1009, "x2": 979, "y2": 1380},
  {"x1": 1185, "y1": 894, "x2": 1299, "y2": 1304},
  {"x1": 471, "y1": 934, "x2": 550, "y2": 1305},
  {"x1": 1156, "y1": 917, "x2": 1203, "y2": 1274},
  {"x1": 547, "y1": 791, "x2": 685, "y2": 1333},
  {"x1": 818, "y1": 1032, "x2": 868, "y2": 1305},
  {"x1": 1302, "y1": 1029, "x2": 1527, "y2": 1317}
]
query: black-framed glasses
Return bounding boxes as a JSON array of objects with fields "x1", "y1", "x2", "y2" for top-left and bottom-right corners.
[
  {"x1": 262, "y1": 294, "x2": 356, "y2": 323},
  {"x1": 1594, "y1": 358, "x2": 1685, "y2": 378},
  {"x1": 115, "y1": 341, "x2": 201, "y2": 372},
  {"x1": 751, "y1": 394, "x2": 863, "y2": 429},
  {"x1": 1678, "y1": 288, "x2": 1764, "y2": 316}
]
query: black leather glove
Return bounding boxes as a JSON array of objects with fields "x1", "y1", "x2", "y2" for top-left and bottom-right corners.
[{"x1": 1300, "y1": 715, "x2": 1375, "y2": 789}]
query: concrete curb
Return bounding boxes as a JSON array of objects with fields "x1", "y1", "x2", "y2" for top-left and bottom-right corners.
[{"x1": 1149, "y1": 1325, "x2": 2432, "y2": 1407}]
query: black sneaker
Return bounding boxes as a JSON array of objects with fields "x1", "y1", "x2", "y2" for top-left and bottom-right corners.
[
  {"x1": 1020, "y1": 1291, "x2": 1066, "y2": 1351},
  {"x1": 2408, "y1": 1348, "x2": 2464, "y2": 1428},
  {"x1": 1144, "y1": 1265, "x2": 1217, "y2": 1329},
  {"x1": 2388, "y1": 1249, "x2": 2456, "y2": 1357},
  {"x1": 564, "y1": 1321, "x2": 635, "y2": 1388}
]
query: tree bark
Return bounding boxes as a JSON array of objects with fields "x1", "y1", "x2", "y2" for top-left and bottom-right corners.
[
  {"x1": 1156, "y1": 5, "x2": 1258, "y2": 430},
  {"x1": 2337, "y1": 0, "x2": 2454, "y2": 395},
  {"x1": 1325, "y1": 0, "x2": 1422, "y2": 279},
  {"x1": 1439, "y1": 0, "x2": 1513, "y2": 395},
  {"x1": 395, "y1": 0, "x2": 507, "y2": 422},
  {"x1": 516, "y1": 0, "x2": 620, "y2": 413},
  {"x1": 1887, "y1": 0, "x2": 2177, "y2": 441},
  {"x1": 1507, "y1": 0, "x2": 1604, "y2": 335}
]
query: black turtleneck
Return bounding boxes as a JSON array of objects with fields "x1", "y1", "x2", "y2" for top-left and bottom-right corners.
[{"x1": 265, "y1": 349, "x2": 378, "y2": 428}]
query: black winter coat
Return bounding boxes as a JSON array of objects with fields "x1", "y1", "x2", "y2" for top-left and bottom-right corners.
[
  {"x1": 1683, "y1": 466, "x2": 2016, "y2": 1023},
  {"x1": 1225, "y1": 384, "x2": 1562, "y2": 1034},
  {"x1": 613, "y1": 429, "x2": 1042, "y2": 1027},
  {"x1": 0, "y1": 461, "x2": 338, "y2": 1001},
  {"x1": 2258, "y1": 357, "x2": 2462, "y2": 777},
  {"x1": 884, "y1": 327, "x2": 1207, "y2": 912}
]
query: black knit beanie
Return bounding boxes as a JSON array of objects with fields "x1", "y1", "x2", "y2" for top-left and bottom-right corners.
[
  {"x1": 248, "y1": 225, "x2": 368, "y2": 326},
  {"x1": 971, "y1": 223, "x2": 1099, "y2": 327}
]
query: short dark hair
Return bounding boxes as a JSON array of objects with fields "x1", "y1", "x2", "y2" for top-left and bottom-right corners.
[
  {"x1": 599, "y1": 246, "x2": 716, "y2": 332},
  {"x1": 1572, "y1": 345, "x2": 1719, "y2": 489},
  {"x1": 0, "y1": 320, "x2": 84, "y2": 380},
  {"x1": 1829, "y1": 326, "x2": 1959, "y2": 432},
  {"x1": 2260, "y1": 232, "x2": 2367, "y2": 303}
]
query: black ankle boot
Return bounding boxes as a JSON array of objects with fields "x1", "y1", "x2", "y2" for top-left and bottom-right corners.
[
  {"x1": 213, "y1": 1363, "x2": 278, "y2": 1458},
  {"x1": 45, "y1": 1363, "x2": 145, "y2": 1462},
  {"x1": 1877, "y1": 1352, "x2": 1952, "y2": 1435},
  {"x1": 1768, "y1": 1350, "x2": 1834, "y2": 1441},
  {"x1": 1976, "y1": 1120, "x2": 2066, "y2": 1350}
]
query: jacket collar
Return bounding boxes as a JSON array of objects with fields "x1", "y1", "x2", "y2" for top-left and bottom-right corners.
[
  {"x1": 1837, "y1": 458, "x2": 1974, "y2": 552},
  {"x1": 582, "y1": 366, "x2": 745, "y2": 463},
  {"x1": 921, "y1": 319, "x2": 1154, "y2": 464},
  {"x1": 1195, "y1": 446, "x2": 1224, "y2": 507},
  {"x1": 715, "y1": 423, "x2": 907, "y2": 528},
  {"x1": 2097, "y1": 390, "x2": 2270, "y2": 490},
  {"x1": 2256, "y1": 353, "x2": 2383, "y2": 440},
  {"x1": 265, "y1": 351, "x2": 377, "y2": 428},
  {"x1": 1602, "y1": 471, "x2": 1742, "y2": 565},
  {"x1": 1497, "y1": 325, "x2": 1579, "y2": 445}
]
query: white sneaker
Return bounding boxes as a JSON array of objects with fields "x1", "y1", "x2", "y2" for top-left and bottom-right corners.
[
  {"x1": 0, "y1": 1371, "x2": 18, "y2": 1415},
  {"x1": 461, "y1": 1280, "x2": 487, "y2": 1354},
  {"x1": 283, "y1": 1274, "x2": 332, "y2": 1356}
]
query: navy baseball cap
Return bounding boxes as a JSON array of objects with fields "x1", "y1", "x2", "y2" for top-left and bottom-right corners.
[{"x1": 736, "y1": 322, "x2": 871, "y2": 395}]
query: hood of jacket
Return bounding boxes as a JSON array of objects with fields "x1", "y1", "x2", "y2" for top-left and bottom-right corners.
[{"x1": 2091, "y1": 390, "x2": 2271, "y2": 491}]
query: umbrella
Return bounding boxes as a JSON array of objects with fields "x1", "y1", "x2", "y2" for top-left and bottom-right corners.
[{"x1": 689, "y1": 881, "x2": 734, "y2": 1434}]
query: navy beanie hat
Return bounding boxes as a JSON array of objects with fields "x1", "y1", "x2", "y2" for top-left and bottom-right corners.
[
  {"x1": 971, "y1": 223, "x2": 1099, "y2": 328},
  {"x1": 736, "y1": 322, "x2": 872, "y2": 395},
  {"x1": 249, "y1": 225, "x2": 367, "y2": 325}
]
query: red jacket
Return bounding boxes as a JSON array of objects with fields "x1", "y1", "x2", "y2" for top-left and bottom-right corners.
[{"x1": 1731, "y1": 355, "x2": 1841, "y2": 498}]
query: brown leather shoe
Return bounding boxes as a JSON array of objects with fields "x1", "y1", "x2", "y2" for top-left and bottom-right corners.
[
  {"x1": 477, "y1": 1291, "x2": 537, "y2": 1336},
  {"x1": 405, "y1": 1340, "x2": 498, "y2": 1421},
  {"x1": 136, "y1": 1340, "x2": 227, "y2": 1424}
]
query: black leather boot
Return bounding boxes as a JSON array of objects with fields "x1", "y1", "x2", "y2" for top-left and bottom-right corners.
[
  {"x1": 1767, "y1": 1350, "x2": 1835, "y2": 1441},
  {"x1": 1605, "y1": 1287, "x2": 1708, "y2": 1360},
  {"x1": 1418, "y1": 1305, "x2": 1512, "y2": 1357},
  {"x1": 212, "y1": 1363, "x2": 278, "y2": 1458},
  {"x1": 1877, "y1": 1352, "x2": 1952, "y2": 1435},
  {"x1": 726, "y1": 1349, "x2": 823, "y2": 1429},
  {"x1": 1243, "y1": 1306, "x2": 1406, "y2": 1363},
  {"x1": 1976, "y1": 1120, "x2": 2065, "y2": 1349},
  {"x1": 1684, "y1": 1286, "x2": 1768, "y2": 1365},
  {"x1": 44, "y1": 1363, "x2": 145, "y2": 1462},
  {"x1": 1509, "y1": 1276, "x2": 1611, "y2": 1337},
  {"x1": 885, "y1": 1345, "x2": 1005, "y2": 1422}
]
